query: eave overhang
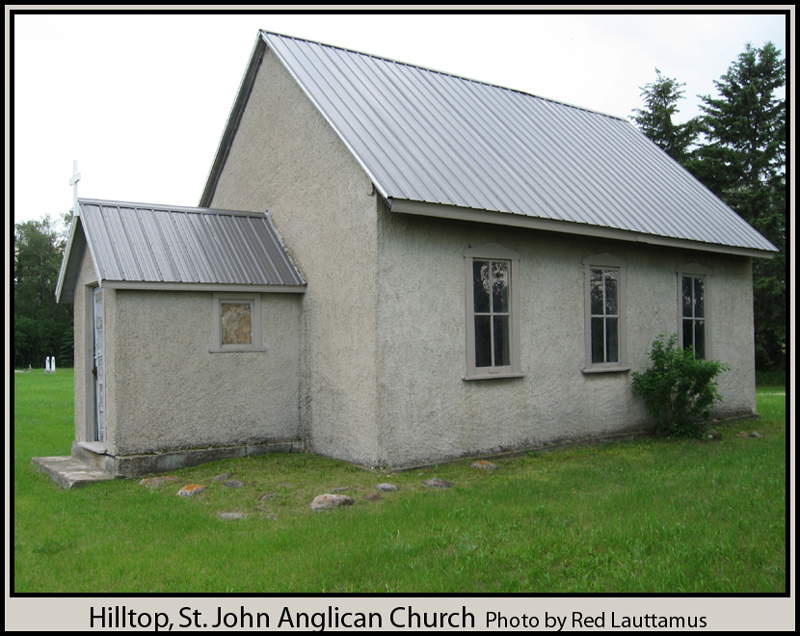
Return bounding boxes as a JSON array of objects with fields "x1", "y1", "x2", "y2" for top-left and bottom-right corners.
[
  {"x1": 55, "y1": 216, "x2": 102, "y2": 304},
  {"x1": 387, "y1": 198, "x2": 778, "y2": 260},
  {"x1": 100, "y1": 281, "x2": 306, "y2": 293}
]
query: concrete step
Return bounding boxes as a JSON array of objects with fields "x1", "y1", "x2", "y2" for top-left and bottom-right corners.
[{"x1": 31, "y1": 455, "x2": 115, "y2": 489}]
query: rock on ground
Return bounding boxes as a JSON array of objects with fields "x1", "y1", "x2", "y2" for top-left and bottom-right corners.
[
  {"x1": 470, "y1": 460, "x2": 498, "y2": 471},
  {"x1": 177, "y1": 484, "x2": 207, "y2": 496},
  {"x1": 217, "y1": 512, "x2": 246, "y2": 520},
  {"x1": 310, "y1": 494, "x2": 355, "y2": 510},
  {"x1": 139, "y1": 475, "x2": 179, "y2": 488},
  {"x1": 422, "y1": 478, "x2": 454, "y2": 488}
]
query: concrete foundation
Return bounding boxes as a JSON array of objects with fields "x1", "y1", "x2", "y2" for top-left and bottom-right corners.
[{"x1": 32, "y1": 440, "x2": 304, "y2": 488}]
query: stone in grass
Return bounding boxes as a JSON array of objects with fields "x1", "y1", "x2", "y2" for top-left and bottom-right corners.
[
  {"x1": 310, "y1": 494, "x2": 355, "y2": 510},
  {"x1": 139, "y1": 475, "x2": 178, "y2": 488},
  {"x1": 364, "y1": 493, "x2": 381, "y2": 502},
  {"x1": 705, "y1": 429, "x2": 722, "y2": 441},
  {"x1": 218, "y1": 512, "x2": 246, "y2": 520},
  {"x1": 177, "y1": 484, "x2": 207, "y2": 496},
  {"x1": 739, "y1": 431, "x2": 763, "y2": 439},
  {"x1": 470, "y1": 460, "x2": 498, "y2": 471},
  {"x1": 212, "y1": 473, "x2": 235, "y2": 482},
  {"x1": 422, "y1": 478, "x2": 454, "y2": 488},
  {"x1": 375, "y1": 483, "x2": 398, "y2": 492},
  {"x1": 223, "y1": 480, "x2": 245, "y2": 488}
]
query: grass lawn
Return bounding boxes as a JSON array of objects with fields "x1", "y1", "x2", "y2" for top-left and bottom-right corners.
[{"x1": 12, "y1": 369, "x2": 787, "y2": 594}]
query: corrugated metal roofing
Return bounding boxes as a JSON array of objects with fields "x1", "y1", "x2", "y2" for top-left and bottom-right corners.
[
  {"x1": 254, "y1": 31, "x2": 777, "y2": 255},
  {"x1": 69, "y1": 199, "x2": 305, "y2": 291}
]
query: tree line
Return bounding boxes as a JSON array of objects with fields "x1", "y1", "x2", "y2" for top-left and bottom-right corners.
[
  {"x1": 13, "y1": 41, "x2": 786, "y2": 371},
  {"x1": 631, "y1": 42, "x2": 785, "y2": 371},
  {"x1": 14, "y1": 212, "x2": 74, "y2": 368}
]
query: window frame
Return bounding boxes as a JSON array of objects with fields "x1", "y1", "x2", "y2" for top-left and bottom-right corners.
[
  {"x1": 677, "y1": 263, "x2": 713, "y2": 360},
  {"x1": 582, "y1": 253, "x2": 629, "y2": 373},
  {"x1": 210, "y1": 292, "x2": 267, "y2": 353},
  {"x1": 464, "y1": 243, "x2": 523, "y2": 380}
]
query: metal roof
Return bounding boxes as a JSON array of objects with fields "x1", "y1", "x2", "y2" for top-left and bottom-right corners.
[
  {"x1": 56, "y1": 199, "x2": 305, "y2": 301},
  {"x1": 202, "y1": 31, "x2": 776, "y2": 257}
]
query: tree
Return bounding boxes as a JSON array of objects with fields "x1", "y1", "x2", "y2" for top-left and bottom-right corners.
[
  {"x1": 694, "y1": 42, "x2": 786, "y2": 370},
  {"x1": 631, "y1": 68, "x2": 700, "y2": 163},
  {"x1": 14, "y1": 214, "x2": 74, "y2": 368}
]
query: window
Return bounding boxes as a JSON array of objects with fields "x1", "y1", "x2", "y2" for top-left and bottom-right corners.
[
  {"x1": 678, "y1": 264, "x2": 712, "y2": 359},
  {"x1": 590, "y1": 268, "x2": 620, "y2": 363},
  {"x1": 464, "y1": 244, "x2": 522, "y2": 379},
  {"x1": 583, "y1": 254, "x2": 628, "y2": 372},
  {"x1": 210, "y1": 293, "x2": 266, "y2": 352},
  {"x1": 221, "y1": 302, "x2": 253, "y2": 345}
]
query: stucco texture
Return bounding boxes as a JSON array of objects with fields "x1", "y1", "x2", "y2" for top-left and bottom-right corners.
[{"x1": 104, "y1": 289, "x2": 302, "y2": 455}]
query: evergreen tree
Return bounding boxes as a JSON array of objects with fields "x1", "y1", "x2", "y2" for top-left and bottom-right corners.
[
  {"x1": 631, "y1": 68, "x2": 699, "y2": 163},
  {"x1": 695, "y1": 42, "x2": 786, "y2": 370},
  {"x1": 14, "y1": 214, "x2": 74, "y2": 368}
]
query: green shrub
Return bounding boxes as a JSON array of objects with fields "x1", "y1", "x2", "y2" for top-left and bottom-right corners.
[{"x1": 631, "y1": 334, "x2": 729, "y2": 438}]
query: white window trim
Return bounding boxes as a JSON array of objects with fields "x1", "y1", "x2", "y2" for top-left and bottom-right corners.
[
  {"x1": 210, "y1": 292, "x2": 267, "y2": 353},
  {"x1": 677, "y1": 263, "x2": 713, "y2": 359},
  {"x1": 582, "y1": 253, "x2": 629, "y2": 373},
  {"x1": 464, "y1": 243, "x2": 523, "y2": 380}
]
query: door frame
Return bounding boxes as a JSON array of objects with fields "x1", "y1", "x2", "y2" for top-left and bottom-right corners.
[{"x1": 84, "y1": 284, "x2": 105, "y2": 444}]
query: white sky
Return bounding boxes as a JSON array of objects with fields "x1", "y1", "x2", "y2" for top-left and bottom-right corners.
[{"x1": 8, "y1": 8, "x2": 790, "y2": 227}]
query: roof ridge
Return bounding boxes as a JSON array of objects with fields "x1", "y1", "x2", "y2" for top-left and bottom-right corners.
[
  {"x1": 79, "y1": 198, "x2": 268, "y2": 217},
  {"x1": 258, "y1": 30, "x2": 626, "y2": 122}
]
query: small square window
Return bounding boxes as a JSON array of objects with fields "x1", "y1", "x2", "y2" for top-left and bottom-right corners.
[
  {"x1": 211, "y1": 293, "x2": 266, "y2": 352},
  {"x1": 221, "y1": 302, "x2": 253, "y2": 345}
]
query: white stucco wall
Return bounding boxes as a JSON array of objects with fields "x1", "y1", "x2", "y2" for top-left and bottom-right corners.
[
  {"x1": 375, "y1": 201, "x2": 758, "y2": 466},
  {"x1": 209, "y1": 48, "x2": 382, "y2": 465},
  {"x1": 103, "y1": 289, "x2": 301, "y2": 455}
]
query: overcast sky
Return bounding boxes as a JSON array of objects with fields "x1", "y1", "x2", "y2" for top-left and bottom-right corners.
[{"x1": 9, "y1": 9, "x2": 789, "y2": 227}]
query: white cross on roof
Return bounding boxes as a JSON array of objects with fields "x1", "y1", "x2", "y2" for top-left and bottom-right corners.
[{"x1": 69, "y1": 160, "x2": 81, "y2": 217}]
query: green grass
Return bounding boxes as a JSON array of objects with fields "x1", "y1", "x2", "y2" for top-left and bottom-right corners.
[{"x1": 13, "y1": 369, "x2": 787, "y2": 593}]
